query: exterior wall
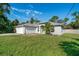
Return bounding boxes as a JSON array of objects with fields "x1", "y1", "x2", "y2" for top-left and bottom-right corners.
[
  {"x1": 16, "y1": 27, "x2": 25, "y2": 34},
  {"x1": 16, "y1": 25, "x2": 45, "y2": 34},
  {"x1": 35, "y1": 25, "x2": 45, "y2": 34},
  {"x1": 51, "y1": 26, "x2": 63, "y2": 35},
  {"x1": 36, "y1": 26, "x2": 41, "y2": 33},
  {"x1": 16, "y1": 25, "x2": 63, "y2": 35}
]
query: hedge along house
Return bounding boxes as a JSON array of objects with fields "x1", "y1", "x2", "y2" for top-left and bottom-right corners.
[{"x1": 16, "y1": 23, "x2": 45, "y2": 34}]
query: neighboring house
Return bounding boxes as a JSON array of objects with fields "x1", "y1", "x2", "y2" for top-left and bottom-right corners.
[{"x1": 16, "y1": 23, "x2": 45, "y2": 34}]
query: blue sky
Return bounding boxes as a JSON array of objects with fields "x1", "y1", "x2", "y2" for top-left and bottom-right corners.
[{"x1": 7, "y1": 3, "x2": 79, "y2": 23}]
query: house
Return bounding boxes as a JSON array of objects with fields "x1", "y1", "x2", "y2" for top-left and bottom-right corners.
[
  {"x1": 16, "y1": 22, "x2": 63, "y2": 35},
  {"x1": 15, "y1": 23, "x2": 45, "y2": 34}
]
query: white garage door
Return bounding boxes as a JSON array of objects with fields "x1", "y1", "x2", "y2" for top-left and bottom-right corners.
[{"x1": 26, "y1": 27, "x2": 36, "y2": 33}]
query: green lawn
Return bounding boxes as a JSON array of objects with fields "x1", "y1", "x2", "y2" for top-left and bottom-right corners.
[{"x1": 0, "y1": 34, "x2": 79, "y2": 56}]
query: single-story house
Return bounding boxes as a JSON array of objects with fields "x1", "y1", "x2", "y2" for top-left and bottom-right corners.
[
  {"x1": 16, "y1": 23, "x2": 45, "y2": 34},
  {"x1": 15, "y1": 22, "x2": 63, "y2": 35}
]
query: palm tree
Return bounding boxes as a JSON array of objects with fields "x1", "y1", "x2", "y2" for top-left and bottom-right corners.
[
  {"x1": 28, "y1": 17, "x2": 40, "y2": 24},
  {"x1": 0, "y1": 3, "x2": 11, "y2": 26},
  {"x1": 11, "y1": 19, "x2": 19, "y2": 33},
  {"x1": 72, "y1": 11, "x2": 79, "y2": 20},
  {"x1": 63, "y1": 18, "x2": 69, "y2": 23},
  {"x1": 62, "y1": 18, "x2": 69, "y2": 29},
  {"x1": 12, "y1": 19, "x2": 19, "y2": 26},
  {"x1": 0, "y1": 3, "x2": 11, "y2": 33},
  {"x1": 49, "y1": 16, "x2": 59, "y2": 23},
  {"x1": 41, "y1": 22, "x2": 52, "y2": 34},
  {"x1": 30, "y1": 17, "x2": 35, "y2": 24},
  {"x1": 35, "y1": 19, "x2": 40, "y2": 23},
  {"x1": 71, "y1": 11, "x2": 79, "y2": 29},
  {"x1": 0, "y1": 17, "x2": 12, "y2": 33},
  {"x1": 26, "y1": 20, "x2": 29, "y2": 23}
]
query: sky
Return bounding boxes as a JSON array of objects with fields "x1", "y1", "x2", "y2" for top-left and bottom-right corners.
[{"x1": 7, "y1": 3, "x2": 79, "y2": 23}]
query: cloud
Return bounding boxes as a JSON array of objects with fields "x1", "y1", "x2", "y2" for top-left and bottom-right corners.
[
  {"x1": 11, "y1": 7, "x2": 42, "y2": 15},
  {"x1": 25, "y1": 9, "x2": 32, "y2": 15},
  {"x1": 34, "y1": 10, "x2": 42, "y2": 15},
  {"x1": 11, "y1": 7, "x2": 25, "y2": 13},
  {"x1": 11, "y1": 7, "x2": 43, "y2": 19},
  {"x1": 12, "y1": 13, "x2": 21, "y2": 19}
]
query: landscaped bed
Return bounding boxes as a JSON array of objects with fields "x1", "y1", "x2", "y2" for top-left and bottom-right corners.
[{"x1": 0, "y1": 34, "x2": 79, "y2": 56}]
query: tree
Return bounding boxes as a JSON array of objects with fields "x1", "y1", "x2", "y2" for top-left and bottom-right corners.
[
  {"x1": 0, "y1": 3, "x2": 11, "y2": 33},
  {"x1": 0, "y1": 3, "x2": 10, "y2": 15},
  {"x1": 71, "y1": 11, "x2": 79, "y2": 29},
  {"x1": 45, "y1": 22, "x2": 52, "y2": 34},
  {"x1": 12, "y1": 19, "x2": 19, "y2": 26},
  {"x1": 63, "y1": 18, "x2": 69, "y2": 23},
  {"x1": 49, "y1": 16, "x2": 59, "y2": 22},
  {"x1": 35, "y1": 19, "x2": 40, "y2": 23},
  {"x1": 30, "y1": 17, "x2": 35, "y2": 24},
  {"x1": 11, "y1": 19, "x2": 19, "y2": 33},
  {"x1": 72, "y1": 11, "x2": 79, "y2": 20},
  {"x1": 28, "y1": 17, "x2": 40, "y2": 24},
  {"x1": 5, "y1": 18, "x2": 14, "y2": 33},
  {"x1": 73, "y1": 19, "x2": 79, "y2": 29},
  {"x1": 0, "y1": 3, "x2": 11, "y2": 26},
  {"x1": 26, "y1": 20, "x2": 29, "y2": 23},
  {"x1": 0, "y1": 17, "x2": 13, "y2": 33}
]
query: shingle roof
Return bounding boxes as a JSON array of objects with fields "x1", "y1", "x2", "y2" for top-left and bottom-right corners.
[
  {"x1": 16, "y1": 22, "x2": 62, "y2": 28},
  {"x1": 16, "y1": 23, "x2": 42, "y2": 28},
  {"x1": 49, "y1": 22, "x2": 62, "y2": 26}
]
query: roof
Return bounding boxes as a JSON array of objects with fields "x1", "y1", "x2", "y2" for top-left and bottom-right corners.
[
  {"x1": 49, "y1": 22, "x2": 62, "y2": 26},
  {"x1": 40, "y1": 22, "x2": 62, "y2": 26},
  {"x1": 16, "y1": 23, "x2": 42, "y2": 28},
  {"x1": 16, "y1": 22, "x2": 62, "y2": 28}
]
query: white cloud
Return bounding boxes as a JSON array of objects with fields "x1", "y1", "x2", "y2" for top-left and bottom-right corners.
[
  {"x1": 11, "y1": 7, "x2": 43, "y2": 15},
  {"x1": 25, "y1": 9, "x2": 32, "y2": 15},
  {"x1": 34, "y1": 10, "x2": 42, "y2": 15},
  {"x1": 11, "y1": 7, "x2": 43, "y2": 19},
  {"x1": 11, "y1": 7, "x2": 25, "y2": 13}
]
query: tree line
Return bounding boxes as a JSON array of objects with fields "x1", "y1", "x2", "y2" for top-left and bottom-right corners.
[{"x1": 0, "y1": 3, "x2": 79, "y2": 34}]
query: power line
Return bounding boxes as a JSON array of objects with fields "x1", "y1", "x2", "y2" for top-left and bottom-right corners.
[{"x1": 65, "y1": 3, "x2": 75, "y2": 18}]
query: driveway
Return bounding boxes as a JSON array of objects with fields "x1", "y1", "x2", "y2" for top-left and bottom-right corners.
[{"x1": 63, "y1": 29, "x2": 79, "y2": 34}]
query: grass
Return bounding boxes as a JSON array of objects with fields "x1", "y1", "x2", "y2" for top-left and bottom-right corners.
[{"x1": 0, "y1": 34, "x2": 79, "y2": 56}]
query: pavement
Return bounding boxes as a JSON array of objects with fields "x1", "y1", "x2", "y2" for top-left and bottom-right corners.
[{"x1": 0, "y1": 33, "x2": 21, "y2": 36}]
